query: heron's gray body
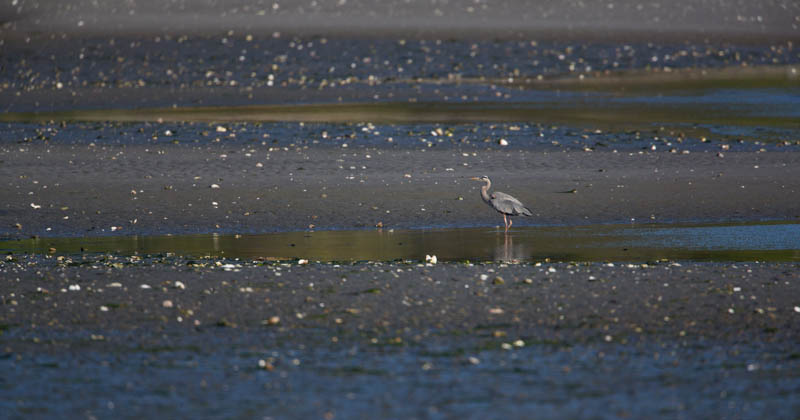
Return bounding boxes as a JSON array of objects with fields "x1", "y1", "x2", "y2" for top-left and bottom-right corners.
[
  {"x1": 483, "y1": 190, "x2": 533, "y2": 217},
  {"x1": 472, "y1": 176, "x2": 532, "y2": 230}
]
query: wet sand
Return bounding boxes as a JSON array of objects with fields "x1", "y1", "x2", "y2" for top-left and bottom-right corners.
[
  {"x1": 2, "y1": 140, "x2": 799, "y2": 238},
  {"x1": 3, "y1": 0, "x2": 799, "y2": 41}
]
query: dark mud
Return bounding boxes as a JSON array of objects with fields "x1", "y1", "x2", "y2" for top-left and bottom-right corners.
[{"x1": 2, "y1": 137, "x2": 800, "y2": 239}]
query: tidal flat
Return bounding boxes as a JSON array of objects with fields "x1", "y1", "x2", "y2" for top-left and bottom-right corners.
[
  {"x1": 1, "y1": 18, "x2": 800, "y2": 419},
  {"x1": 2, "y1": 256, "x2": 800, "y2": 418}
]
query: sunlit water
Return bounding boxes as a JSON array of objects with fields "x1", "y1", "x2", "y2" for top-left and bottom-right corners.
[{"x1": 4, "y1": 221, "x2": 799, "y2": 262}]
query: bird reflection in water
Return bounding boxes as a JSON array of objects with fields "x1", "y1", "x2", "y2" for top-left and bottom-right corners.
[{"x1": 494, "y1": 232, "x2": 527, "y2": 262}]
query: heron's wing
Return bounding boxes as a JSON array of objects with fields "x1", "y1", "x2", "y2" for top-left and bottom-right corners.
[{"x1": 492, "y1": 191, "x2": 533, "y2": 216}]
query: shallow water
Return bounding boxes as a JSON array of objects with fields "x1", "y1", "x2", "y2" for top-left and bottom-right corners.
[
  {"x1": 5, "y1": 221, "x2": 799, "y2": 262},
  {"x1": 3, "y1": 330, "x2": 797, "y2": 419}
]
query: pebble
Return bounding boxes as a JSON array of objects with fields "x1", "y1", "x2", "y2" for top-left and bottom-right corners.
[{"x1": 162, "y1": 300, "x2": 174, "y2": 308}]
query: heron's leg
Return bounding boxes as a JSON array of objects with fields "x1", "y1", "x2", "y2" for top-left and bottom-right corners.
[
  {"x1": 508, "y1": 218, "x2": 513, "y2": 229},
  {"x1": 503, "y1": 214, "x2": 508, "y2": 231}
]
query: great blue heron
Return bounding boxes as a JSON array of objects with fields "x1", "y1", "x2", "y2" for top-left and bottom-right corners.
[{"x1": 470, "y1": 176, "x2": 532, "y2": 231}]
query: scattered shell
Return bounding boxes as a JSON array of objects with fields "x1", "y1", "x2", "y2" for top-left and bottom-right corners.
[
  {"x1": 488, "y1": 307, "x2": 504, "y2": 314},
  {"x1": 162, "y1": 300, "x2": 174, "y2": 308},
  {"x1": 425, "y1": 254, "x2": 438, "y2": 264},
  {"x1": 68, "y1": 284, "x2": 80, "y2": 291},
  {"x1": 498, "y1": 138, "x2": 509, "y2": 146},
  {"x1": 140, "y1": 284, "x2": 152, "y2": 289},
  {"x1": 298, "y1": 259, "x2": 309, "y2": 265},
  {"x1": 174, "y1": 281, "x2": 186, "y2": 290}
]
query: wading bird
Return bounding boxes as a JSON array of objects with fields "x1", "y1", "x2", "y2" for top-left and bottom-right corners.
[{"x1": 470, "y1": 176, "x2": 532, "y2": 231}]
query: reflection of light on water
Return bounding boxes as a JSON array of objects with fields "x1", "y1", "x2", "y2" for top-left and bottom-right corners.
[{"x1": 3, "y1": 222, "x2": 800, "y2": 263}]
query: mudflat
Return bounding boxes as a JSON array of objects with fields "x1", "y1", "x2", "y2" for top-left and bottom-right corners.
[
  {"x1": 2, "y1": 138, "x2": 800, "y2": 238},
  {"x1": 2, "y1": 17, "x2": 800, "y2": 420}
]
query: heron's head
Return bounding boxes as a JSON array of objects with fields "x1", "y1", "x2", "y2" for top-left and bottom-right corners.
[{"x1": 470, "y1": 175, "x2": 490, "y2": 182}]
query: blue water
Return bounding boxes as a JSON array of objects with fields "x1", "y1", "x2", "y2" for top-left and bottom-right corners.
[{"x1": 623, "y1": 223, "x2": 800, "y2": 250}]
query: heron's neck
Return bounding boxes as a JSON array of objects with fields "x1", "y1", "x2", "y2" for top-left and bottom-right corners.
[{"x1": 480, "y1": 181, "x2": 492, "y2": 203}]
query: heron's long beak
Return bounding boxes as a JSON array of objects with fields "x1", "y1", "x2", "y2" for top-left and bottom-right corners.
[{"x1": 469, "y1": 177, "x2": 480, "y2": 181}]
